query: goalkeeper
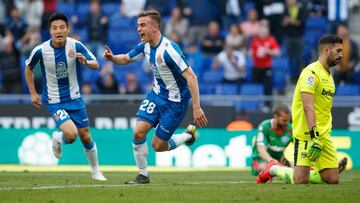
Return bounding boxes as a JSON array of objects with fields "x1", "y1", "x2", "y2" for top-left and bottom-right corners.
[
  {"x1": 257, "y1": 35, "x2": 344, "y2": 184},
  {"x1": 251, "y1": 104, "x2": 292, "y2": 176}
]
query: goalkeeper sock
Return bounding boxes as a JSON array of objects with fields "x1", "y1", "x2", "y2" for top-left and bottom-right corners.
[
  {"x1": 133, "y1": 140, "x2": 149, "y2": 177},
  {"x1": 309, "y1": 170, "x2": 323, "y2": 184},
  {"x1": 168, "y1": 133, "x2": 192, "y2": 150},
  {"x1": 84, "y1": 140, "x2": 100, "y2": 174},
  {"x1": 271, "y1": 166, "x2": 323, "y2": 184},
  {"x1": 271, "y1": 165, "x2": 295, "y2": 184}
]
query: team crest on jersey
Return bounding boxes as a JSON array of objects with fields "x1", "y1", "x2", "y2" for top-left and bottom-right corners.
[
  {"x1": 307, "y1": 76, "x2": 315, "y2": 87},
  {"x1": 53, "y1": 113, "x2": 59, "y2": 121},
  {"x1": 68, "y1": 49, "x2": 76, "y2": 58},
  {"x1": 156, "y1": 55, "x2": 163, "y2": 64},
  {"x1": 281, "y1": 136, "x2": 290, "y2": 143}
]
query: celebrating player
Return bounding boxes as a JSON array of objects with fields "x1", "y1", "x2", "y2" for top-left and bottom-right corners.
[
  {"x1": 104, "y1": 10, "x2": 208, "y2": 184},
  {"x1": 257, "y1": 35, "x2": 345, "y2": 184},
  {"x1": 25, "y1": 13, "x2": 106, "y2": 181},
  {"x1": 252, "y1": 104, "x2": 292, "y2": 175}
]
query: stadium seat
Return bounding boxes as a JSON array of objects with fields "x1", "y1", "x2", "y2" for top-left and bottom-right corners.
[
  {"x1": 354, "y1": 71, "x2": 360, "y2": 83},
  {"x1": 215, "y1": 84, "x2": 238, "y2": 95},
  {"x1": 336, "y1": 84, "x2": 360, "y2": 96},
  {"x1": 199, "y1": 84, "x2": 215, "y2": 95},
  {"x1": 73, "y1": 28, "x2": 88, "y2": 42},
  {"x1": 113, "y1": 68, "x2": 128, "y2": 84},
  {"x1": 75, "y1": 3, "x2": 90, "y2": 20},
  {"x1": 272, "y1": 57, "x2": 289, "y2": 89},
  {"x1": 109, "y1": 16, "x2": 133, "y2": 30},
  {"x1": 202, "y1": 70, "x2": 223, "y2": 84},
  {"x1": 244, "y1": 57, "x2": 253, "y2": 83},
  {"x1": 201, "y1": 56, "x2": 213, "y2": 72},
  {"x1": 56, "y1": 4, "x2": 75, "y2": 17},
  {"x1": 243, "y1": 1, "x2": 256, "y2": 19},
  {"x1": 272, "y1": 57, "x2": 289, "y2": 72},
  {"x1": 101, "y1": 3, "x2": 119, "y2": 17},
  {"x1": 237, "y1": 83, "x2": 264, "y2": 112},
  {"x1": 305, "y1": 16, "x2": 327, "y2": 32}
]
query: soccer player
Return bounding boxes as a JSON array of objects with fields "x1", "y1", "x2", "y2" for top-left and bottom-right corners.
[
  {"x1": 103, "y1": 10, "x2": 208, "y2": 184},
  {"x1": 25, "y1": 13, "x2": 106, "y2": 181},
  {"x1": 257, "y1": 35, "x2": 344, "y2": 184},
  {"x1": 252, "y1": 104, "x2": 292, "y2": 175}
]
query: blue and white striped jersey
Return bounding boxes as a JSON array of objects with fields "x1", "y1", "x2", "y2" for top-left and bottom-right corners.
[
  {"x1": 128, "y1": 36, "x2": 191, "y2": 102},
  {"x1": 26, "y1": 37, "x2": 96, "y2": 105}
]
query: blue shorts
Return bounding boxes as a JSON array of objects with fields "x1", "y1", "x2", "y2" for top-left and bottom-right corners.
[
  {"x1": 47, "y1": 99, "x2": 89, "y2": 128},
  {"x1": 136, "y1": 91, "x2": 189, "y2": 141}
]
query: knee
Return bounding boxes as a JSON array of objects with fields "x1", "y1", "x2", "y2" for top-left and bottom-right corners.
[
  {"x1": 324, "y1": 177, "x2": 339, "y2": 184},
  {"x1": 151, "y1": 142, "x2": 167, "y2": 152},
  {"x1": 294, "y1": 176, "x2": 309, "y2": 184},
  {"x1": 63, "y1": 130, "x2": 78, "y2": 143},
  {"x1": 133, "y1": 130, "x2": 146, "y2": 141},
  {"x1": 151, "y1": 142, "x2": 162, "y2": 152},
  {"x1": 79, "y1": 129, "x2": 92, "y2": 144}
]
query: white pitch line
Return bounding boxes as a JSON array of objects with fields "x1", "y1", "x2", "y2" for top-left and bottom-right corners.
[
  {"x1": 0, "y1": 179, "x2": 355, "y2": 191},
  {"x1": 0, "y1": 181, "x2": 253, "y2": 191}
]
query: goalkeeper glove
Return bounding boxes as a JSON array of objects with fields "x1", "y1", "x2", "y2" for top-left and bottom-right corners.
[{"x1": 307, "y1": 127, "x2": 323, "y2": 162}]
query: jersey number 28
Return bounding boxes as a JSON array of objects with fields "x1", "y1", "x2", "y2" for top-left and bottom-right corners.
[{"x1": 139, "y1": 99, "x2": 156, "y2": 114}]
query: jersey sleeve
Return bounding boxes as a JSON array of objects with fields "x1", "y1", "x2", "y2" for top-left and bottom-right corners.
[
  {"x1": 128, "y1": 43, "x2": 145, "y2": 61},
  {"x1": 298, "y1": 69, "x2": 318, "y2": 94},
  {"x1": 270, "y1": 37, "x2": 280, "y2": 49},
  {"x1": 25, "y1": 46, "x2": 42, "y2": 70},
  {"x1": 164, "y1": 41, "x2": 189, "y2": 72},
  {"x1": 255, "y1": 124, "x2": 268, "y2": 146},
  {"x1": 75, "y1": 42, "x2": 96, "y2": 60}
]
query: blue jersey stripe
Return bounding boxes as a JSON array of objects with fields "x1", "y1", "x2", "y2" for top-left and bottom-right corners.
[
  {"x1": 39, "y1": 53, "x2": 48, "y2": 103},
  {"x1": 128, "y1": 43, "x2": 145, "y2": 61},
  {"x1": 53, "y1": 47, "x2": 70, "y2": 103},
  {"x1": 164, "y1": 50, "x2": 190, "y2": 101}
]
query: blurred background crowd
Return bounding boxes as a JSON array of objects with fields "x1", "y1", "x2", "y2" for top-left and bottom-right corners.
[{"x1": 0, "y1": 0, "x2": 359, "y2": 112}]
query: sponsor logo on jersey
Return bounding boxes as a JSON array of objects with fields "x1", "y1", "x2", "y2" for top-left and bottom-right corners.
[
  {"x1": 322, "y1": 88, "x2": 335, "y2": 97},
  {"x1": 56, "y1": 62, "x2": 68, "y2": 79},
  {"x1": 301, "y1": 152, "x2": 307, "y2": 158}
]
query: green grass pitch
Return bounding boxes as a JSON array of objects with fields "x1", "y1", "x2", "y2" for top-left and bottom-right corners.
[{"x1": 0, "y1": 169, "x2": 359, "y2": 203}]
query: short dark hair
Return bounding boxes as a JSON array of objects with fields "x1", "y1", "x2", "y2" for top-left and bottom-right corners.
[
  {"x1": 318, "y1": 35, "x2": 343, "y2": 52},
  {"x1": 138, "y1": 10, "x2": 161, "y2": 26},
  {"x1": 49, "y1": 13, "x2": 69, "y2": 27},
  {"x1": 274, "y1": 104, "x2": 290, "y2": 116}
]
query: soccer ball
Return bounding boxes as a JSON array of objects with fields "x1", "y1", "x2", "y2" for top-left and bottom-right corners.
[{"x1": 18, "y1": 132, "x2": 59, "y2": 166}]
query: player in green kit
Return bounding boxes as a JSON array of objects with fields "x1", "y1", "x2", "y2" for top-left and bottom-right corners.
[
  {"x1": 257, "y1": 35, "x2": 347, "y2": 184},
  {"x1": 252, "y1": 104, "x2": 292, "y2": 175}
]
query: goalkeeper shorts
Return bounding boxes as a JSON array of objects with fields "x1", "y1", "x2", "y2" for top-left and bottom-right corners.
[{"x1": 294, "y1": 137, "x2": 338, "y2": 171}]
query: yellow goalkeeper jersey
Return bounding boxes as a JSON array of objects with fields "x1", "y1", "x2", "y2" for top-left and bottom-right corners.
[{"x1": 292, "y1": 61, "x2": 335, "y2": 140}]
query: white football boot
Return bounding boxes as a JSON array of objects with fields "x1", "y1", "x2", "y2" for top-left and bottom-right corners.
[
  {"x1": 92, "y1": 171, "x2": 107, "y2": 181},
  {"x1": 52, "y1": 132, "x2": 62, "y2": 159}
]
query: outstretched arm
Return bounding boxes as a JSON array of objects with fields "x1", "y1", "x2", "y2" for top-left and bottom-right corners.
[
  {"x1": 103, "y1": 45, "x2": 132, "y2": 65},
  {"x1": 182, "y1": 67, "x2": 208, "y2": 128}
]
